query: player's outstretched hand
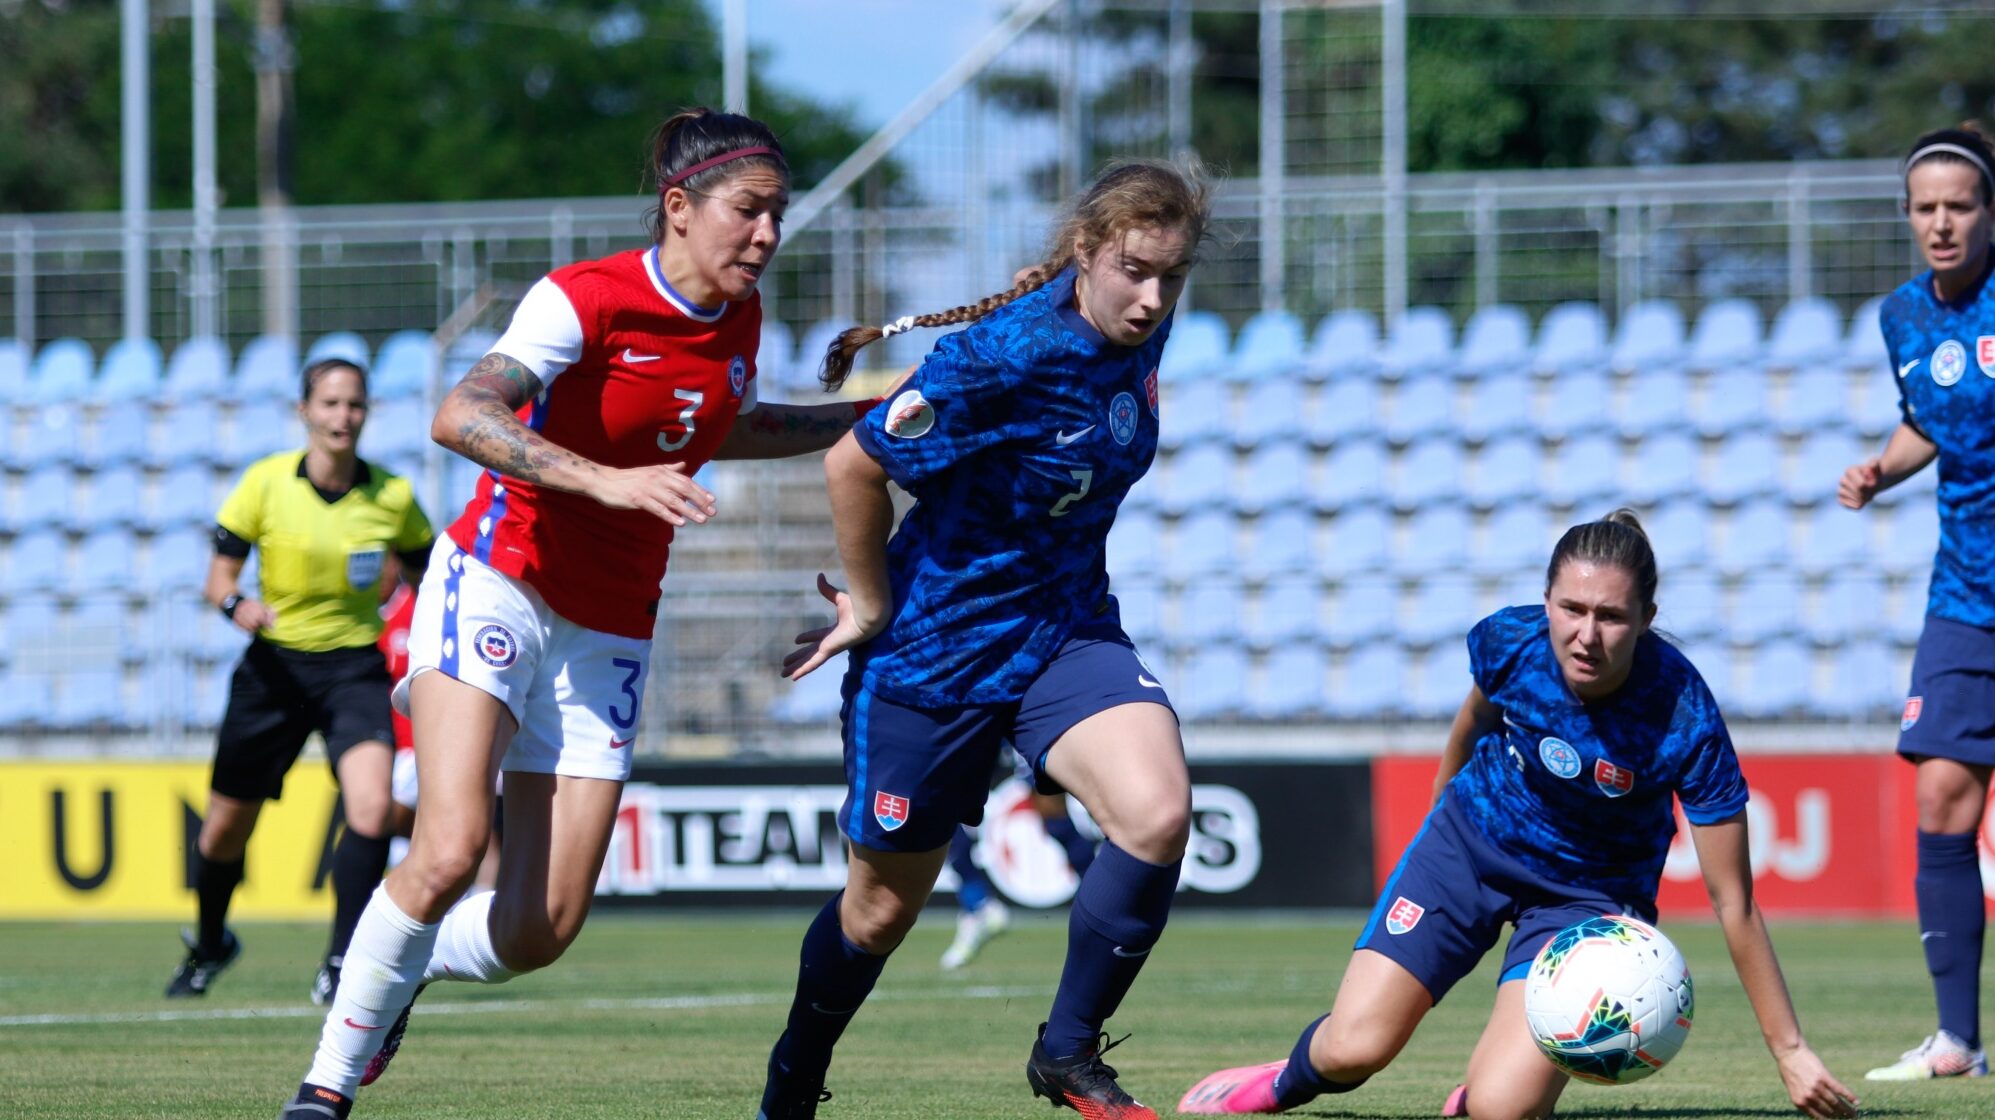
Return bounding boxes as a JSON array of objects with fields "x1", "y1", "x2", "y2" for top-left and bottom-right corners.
[
  {"x1": 783, "y1": 573, "x2": 884, "y2": 681},
  {"x1": 1775, "y1": 1045, "x2": 1858, "y2": 1118},
  {"x1": 588, "y1": 463, "x2": 717, "y2": 526},
  {"x1": 1836, "y1": 456, "x2": 1882, "y2": 510}
]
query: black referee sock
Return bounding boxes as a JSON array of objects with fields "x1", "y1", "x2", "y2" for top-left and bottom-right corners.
[
  {"x1": 328, "y1": 830, "x2": 393, "y2": 964},
  {"x1": 194, "y1": 853, "x2": 245, "y2": 957}
]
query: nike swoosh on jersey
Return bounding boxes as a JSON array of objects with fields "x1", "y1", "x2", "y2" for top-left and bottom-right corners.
[
  {"x1": 622, "y1": 348, "x2": 663, "y2": 363},
  {"x1": 1900, "y1": 359, "x2": 1922, "y2": 378},
  {"x1": 1055, "y1": 425, "x2": 1096, "y2": 446},
  {"x1": 1137, "y1": 674, "x2": 1163, "y2": 689}
]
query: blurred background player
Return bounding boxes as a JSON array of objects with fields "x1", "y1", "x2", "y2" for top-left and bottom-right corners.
[
  {"x1": 166, "y1": 358, "x2": 434, "y2": 999},
  {"x1": 941, "y1": 745, "x2": 1099, "y2": 971},
  {"x1": 1178, "y1": 512, "x2": 1857, "y2": 1120},
  {"x1": 1837, "y1": 122, "x2": 1995, "y2": 1083},
  {"x1": 279, "y1": 107, "x2": 884, "y2": 1120},
  {"x1": 762, "y1": 157, "x2": 1211, "y2": 1120}
]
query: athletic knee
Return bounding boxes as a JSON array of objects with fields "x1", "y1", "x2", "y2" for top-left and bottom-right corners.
[
  {"x1": 491, "y1": 923, "x2": 570, "y2": 973},
  {"x1": 1312, "y1": 1022, "x2": 1400, "y2": 1082},
  {"x1": 340, "y1": 796, "x2": 395, "y2": 840},
  {"x1": 840, "y1": 890, "x2": 920, "y2": 954},
  {"x1": 1915, "y1": 777, "x2": 1985, "y2": 833},
  {"x1": 1110, "y1": 798, "x2": 1190, "y2": 864},
  {"x1": 397, "y1": 841, "x2": 485, "y2": 911}
]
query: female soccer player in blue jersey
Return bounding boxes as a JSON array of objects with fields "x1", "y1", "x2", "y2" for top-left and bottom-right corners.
[
  {"x1": 1837, "y1": 122, "x2": 1995, "y2": 1083},
  {"x1": 1179, "y1": 513, "x2": 1858, "y2": 1120},
  {"x1": 760, "y1": 159, "x2": 1211, "y2": 1120}
]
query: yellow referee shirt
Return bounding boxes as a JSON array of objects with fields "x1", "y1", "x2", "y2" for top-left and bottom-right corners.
[{"x1": 216, "y1": 451, "x2": 434, "y2": 652}]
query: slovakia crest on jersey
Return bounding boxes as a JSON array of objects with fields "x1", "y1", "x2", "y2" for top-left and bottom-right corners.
[
  {"x1": 1979, "y1": 337, "x2": 1995, "y2": 377},
  {"x1": 1143, "y1": 368, "x2": 1159, "y2": 417},
  {"x1": 1933, "y1": 340, "x2": 1968, "y2": 387},
  {"x1": 1108, "y1": 392, "x2": 1139, "y2": 445},
  {"x1": 873, "y1": 791, "x2": 910, "y2": 831},
  {"x1": 1903, "y1": 695, "x2": 1924, "y2": 731},
  {"x1": 1385, "y1": 896, "x2": 1424, "y2": 935},
  {"x1": 728, "y1": 355, "x2": 747, "y2": 398},
  {"x1": 1539, "y1": 737, "x2": 1581, "y2": 779},
  {"x1": 1593, "y1": 758, "x2": 1635, "y2": 798}
]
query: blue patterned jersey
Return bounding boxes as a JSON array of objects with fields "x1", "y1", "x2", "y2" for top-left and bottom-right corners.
[
  {"x1": 848, "y1": 268, "x2": 1169, "y2": 707},
  {"x1": 1880, "y1": 257, "x2": 1995, "y2": 628},
  {"x1": 1448, "y1": 606, "x2": 1750, "y2": 901}
]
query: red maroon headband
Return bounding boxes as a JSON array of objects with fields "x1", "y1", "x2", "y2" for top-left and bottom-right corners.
[{"x1": 665, "y1": 145, "x2": 779, "y2": 187}]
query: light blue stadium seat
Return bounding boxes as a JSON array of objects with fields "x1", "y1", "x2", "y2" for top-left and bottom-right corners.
[
  {"x1": 1704, "y1": 432, "x2": 1780, "y2": 505},
  {"x1": 442, "y1": 329, "x2": 500, "y2": 384},
  {"x1": 1166, "y1": 510, "x2": 1235, "y2": 579},
  {"x1": 1159, "y1": 379, "x2": 1231, "y2": 451},
  {"x1": 0, "y1": 339, "x2": 26, "y2": 404},
  {"x1": 1459, "y1": 371, "x2": 1534, "y2": 443},
  {"x1": 1159, "y1": 443, "x2": 1233, "y2": 517},
  {"x1": 1305, "y1": 378, "x2": 1380, "y2": 448},
  {"x1": 1390, "y1": 439, "x2": 1466, "y2": 512},
  {"x1": 1842, "y1": 295, "x2": 1888, "y2": 372},
  {"x1": 1251, "y1": 645, "x2": 1327, "y2": 719},
  {"x1": 1473, "y1": 503, "x2": 1551, "y2": 576},
  {"x1": 1680, "y1": 641, "x2": 1735, "y2": 710},
  {"x1": 148, "y1": 465, "x2": 219, "y2": 531},
  {"x1": 1736, "y1": 640, "x2": 1814, "y2": 720},
  {"x1": 163, "y1": 595, "x2": 246, "y2": 660},
  {"x1": 772, "y1": 652, "x2": 848, "y2": 724},
  {"x1": 227, "y1": 400, "x2": 301, "y2": 466},
  {"x1": 230, "y1": 334, "x2": 301, "y2": 402},
  {"x1": 69, "y1": 596, "x2": 140, "y2": 664},
  {"x1": 1772, "y1": 368, "x2": 1854, "y2": 437},
  {"x1": 1411, "y1": 641, "x2": 1471, "y2": 718},
  {"x1": 1615, "y1": 369, "x2": 1691, "y2": 436},
  {"x1": 1534, "y1": 302, "x2": 1609, "y2": 373},
  {"x1": 366, "y1": 398, "x2": 430, "y2": 460},
  {"x1": 1325, "y1": 574, "x2": 1396, "y2": 645},
  {"x1": 1732, "y1": 570, "x2": 1802, "y2": 644},
  {"x1": 1685, "y1": 298, "x2": 1763, "y2": 371},
  {"x1": 1121, "y1": 471, "x2": 1162, "y2": 515},
  {"x1": 53, "y1": 667, "x2": 128, "y2": 729},
  {"x1": 1330, "y1": 643, "x2": 1407, "y2": 719},
  {"x1": 1764, "y1": 297, "x2": 1844, "y2": 370},
  {"x1": 1882, "y1": 502, "x2": 1939, "y2": 576},
  {"x1": 1871, "y1": 452, "x2": 1937, "y2": 506},
  {"x1": 1610, "y1": 300, "x2": 1686, "y2": 373},
  {"x1": 1379, "y1": 306, "x2": 1455, "y2": 378},
  {"x1": 81, "y1": 467, "x2": 146, "y2": 531},
  {"x1": 163, "y1": 336, "x2": 231, "y2": 402},
  {"x1": 8, "y1": 404, "x2": 82, "y2": 471},
  {"x1": 135, "y1": 661, "x2": 188, "y2": 726},
  {"x1": 1538, "y1": 370, "x2": 1613, "y2": 440},
  {"x1": 1243, "y1": 507, "x2": 1314, "y2": 579},
  {"x1": 1715, "y1": 499, "x2": 1790, "y2": 574},
  {"x1": 1395, "y1": 504, "x2": 1471, "y2": 576},
  {"x1": 1159, "y1": 310, "x2": 1230, "y2": 381},
  {"x1": 1246, "y1": 577, "x2": 1320, "y2": 649},
  {"x1": 1542, "y1": 434, "x2": 1620, "y2": 507},
  {"x1": 757, "y1": 321, "x2": 796, "y2": 395},
  {"x1": 150, "y1": 400, "x2": 223, "y2": 469},
  {"x1": 149, "y1": 529, "x2": 214, "y2": 591},
  {"x1": 1234, "y1": 378, "x2": 1307, "y2": 448},
  {"x1": 0, "y1": 670, "x2": 54, "y2": 728},
  {"x1": 1112, "y1": 580, "x2": 1165, "y2": 648},
  {"x1": 94, "y1": 337, "x2": 163, "y2": 401},
  {"x1": 1306, "y1": 309, "x2": 1380, "y2": 380},
  {"x1": 1494, "y1": 568, "x2": 1543, "y2": 609},
  {"x1": 1691, "y1": 366, "x2": 1769, "y2": 437},
  {"x1": 1809, "y1": 569, "x2": 1885, "y2": 645},
  {"x1": 1176, "y1": 584, "x2": 1246, "y2": 650},
  {"x1": 1785, "y1": 431, "x2": 1863, "y2": 504},
  {"x1": 305, "y1": 330, "x2": 368, "y2": 368},
  {"x1": 29, "y1": 338, "x2": 96, "y2": 404},
  {"x1": 1174, "y1": 644, "x2": 1250, "y2": 721},
  {"x1": 1106, "y1": 511, "x2": 1162, "y2": 581},
  {"x1": 1890, "y1": 572, "x2": 1931, "y2": 643},
  {"x1": 789, "y1": 322, "x2": 844, "y2": 393},
  {"x1": 1797, "y1": 505, "x2": 1869, "y2": 575},
  {"x1": 1384, "y1": 373, "x2": 1457, "y2": 444},
  {"x1": 9, "y1": 530, "x2": 67, "y2": 593},
  {"x1": 1319, "y1": 440, "x2": 1388, "y2": 511},
  {"x1": 1458, "y1": 304, "x2": 1532, "y2": 376},
  {"x1": 9, "y1": 465, "x2": 74, "y2": 534},
  {"x1": 1645, "y1": 500, "x2": 1711, "y2": 572},
  {"x1": 1465, "y1": 437, "x2": 1539, "y2": 511},
  {"x1": 1403, "y1": 574, "x2": 1478, "y2": 646},
  {"x1": 1658, "y1": 568, "x2": 1722, "y2": 642},
  {"x1": 1238, "y1": 442, "x2": 1312, "y2": 515},
  {"x1": 1322, "y1": 506, "x2": 1391, "y2": 576},
  {"x1": 84, "y1": 400, "x2": 152, "y2": 469},
  {"x1": 1624, "y1": 432, "x2": 1700, "y2": 505},
  {"x1": 188, "y1": 659, "x2": 234, "y2": 727},
  {"x1": 2, "y1": 600, "x2": 60, "y2": 655},
  {"x1": 1228, "y1": 309, "x2": 1305, "y2": 381},
  {"x1": 73, "y1": 529, "x2": 137, "y2": 593},
  {"x1": 371, "y1": 330, "x2": 438, "y2": 401},
  {"x1": 1824, "y1": 640, "x2": 1902, "y2": 719}
]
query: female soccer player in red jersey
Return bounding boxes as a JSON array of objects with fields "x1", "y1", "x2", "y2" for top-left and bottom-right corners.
[{"x1": 278, "y1": 107, "x2": 879, "y2": 1119}]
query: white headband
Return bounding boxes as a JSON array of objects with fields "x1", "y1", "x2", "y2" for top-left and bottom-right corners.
[
  {"x1": 879, "y1": 315, "x2": 917, "y2": 338},
  {"x1": 1905, "y1": 142, "x2": 1994, "y2": 188}
]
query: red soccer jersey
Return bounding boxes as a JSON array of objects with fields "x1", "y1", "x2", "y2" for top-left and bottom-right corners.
[
  {"x1": 377, "y1": 583, "x2": 416, "y2": 749},
  {"x1": 445, "y1": 248, "x2": 760, "y2": 639}
]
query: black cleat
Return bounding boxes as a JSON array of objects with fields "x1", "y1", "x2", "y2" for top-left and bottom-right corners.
[
  {"x1": 359, "y1": 983, "x2": 425, "y2": 1087},
  {"x1": 164, "y1": 928, "x2": 241, "y2": 998},
  {"x1": 277, "y1": 1083, "x2": 352, "y2": 1119},
  {"x1": 756, "y1": 1044, "x2": 833, "y2": 1120},
  {"x1": 309, "y1": 958, "x2": 341, "y2": 1006},
  {"x1": 1026, "y1": 1023, "x2": 1160, "y2": 1120}
]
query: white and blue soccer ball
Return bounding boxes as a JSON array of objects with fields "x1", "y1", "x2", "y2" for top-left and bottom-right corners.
[{"x1": 1523, "y1": 915, "x2": 1694, "y2": 1085}]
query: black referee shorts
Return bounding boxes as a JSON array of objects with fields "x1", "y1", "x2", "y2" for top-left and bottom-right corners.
[{"x1": 211, "y1": 639, "x2": 396, "y2": 802}]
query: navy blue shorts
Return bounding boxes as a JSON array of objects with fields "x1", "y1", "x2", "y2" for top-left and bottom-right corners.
[
  {"x1": 1354, "y1": 793, "x2": 1656, "y2": 1004},
  {"x1": 837, "y1": 619, "x2": 1176, "y2": 852},
  {"x1": 1898, "y1": 615, "x2": 1995, "y2": 766}
]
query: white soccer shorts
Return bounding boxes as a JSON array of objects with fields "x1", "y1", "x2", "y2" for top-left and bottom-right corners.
[{"x1": 397, "y1": 537, "x2": 654, "y2": 782}]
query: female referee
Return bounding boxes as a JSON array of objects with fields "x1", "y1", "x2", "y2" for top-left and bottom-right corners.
[
  {"x1": 278, "y1": 108, "x2": 882, "y2": 1120},
  {"x1": 1177, "y1": 513, "x2": 1857, "y2": 1120},
  {"x1": 166, "y1": 358, "x2": 433, "y2": 1001},
  {"x1": 761, "y1": 157, "x2": 1211, "y2": 1120},
  {"x1": 1837, "y1": 122, "x2": 1995, "y2": 1082}
]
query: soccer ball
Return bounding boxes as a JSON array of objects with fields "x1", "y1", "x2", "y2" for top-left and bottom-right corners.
[{"x1": 1523, "y1": 915, "x2": 1694, "y2": 1085}]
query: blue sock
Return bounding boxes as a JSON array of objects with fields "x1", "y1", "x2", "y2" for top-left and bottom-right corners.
[
  {"x1": 773, "y1": 893, "x2": 888, "y2": 1078},
  {"x1": 1041, "y1": 843, "x2": 1180, "y2": 1058},
  {"x1": 949, "y1": 827, "x2": 991, "y2": 913},
  {"x1": 1045, "y1": 816, "x2": 1097, "y2": 876},
  {"x1": 1271, "y1": 1014, "x2": 1332, "y2": 1108},
  {"x1": 1917, "y1": 829, "x2": 1985, "y2": 1049}
]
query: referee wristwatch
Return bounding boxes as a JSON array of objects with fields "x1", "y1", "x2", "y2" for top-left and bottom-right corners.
[{"x1": 219, "y1": 593, "x2": 243, "y2": 620}]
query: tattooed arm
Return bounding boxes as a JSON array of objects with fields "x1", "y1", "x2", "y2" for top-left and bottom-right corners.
[
  {"x1": 434, "y1": 353, "x2": 717, "y2": 526},
  {"x1": 710, "y1": 401, "x2": 872, "y2": 460}
]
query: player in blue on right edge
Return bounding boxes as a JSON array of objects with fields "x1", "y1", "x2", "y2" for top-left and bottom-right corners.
[
  {"x1": 755, "y1": 158, "x2": 1210, "y2": 1120},
  {"x1": 1179, "y1": 512, "x2": 1857, "y2": 1120},
  {"x1": 1839, "y1": 121, "x2": 1995, "y2": 1082}
]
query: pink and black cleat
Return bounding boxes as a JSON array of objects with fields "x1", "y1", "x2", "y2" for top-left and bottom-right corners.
[
  {"x1": 1176, "y1": 1060, "x2": 1288, "y2": 1115},
  {"x1": 1441, "y1": 1084, "x2": 1468, "y2": 1117}
]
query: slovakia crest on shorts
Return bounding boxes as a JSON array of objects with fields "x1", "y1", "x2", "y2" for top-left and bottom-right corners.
[
  {"x1": 1933, "y1": 340, "x2": 1968, "y2": 387},
  {"x1": 728, "y1": 355, "x2": 747, "y2": 398},
  {"x1": 1903, "y1": 695, "x2": 1924, "y2": 731},
  {"x1": 1593, "y1": 758, "x2": 1635, "y2": 798},
  {"x1": 1385, "y1": 896, "x2": 1424, "y2": 935},
  {"x1": 1539, "y1": 737, "x2": 1582, "y2": 779},
  {"x1": 1108, "y1": 391, "x2": 1139, "y2": 445},
  {"x1": 1143, "y1": 368, "x2": 1159, "y2": 417},
  {"x1": 474, "y1": 624, "x2": 518, "y2": 668},
  {"x1": 873, "y1": 790, "x2": 910, "y2": 831},
  {"x1": 1979, "y1": 337, "x2": 1995, "y2": 377}
]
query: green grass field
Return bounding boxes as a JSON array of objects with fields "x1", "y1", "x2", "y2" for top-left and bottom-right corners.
[{"x1": 0, "y1": 913, "x2": 1983, "y2": 1119}]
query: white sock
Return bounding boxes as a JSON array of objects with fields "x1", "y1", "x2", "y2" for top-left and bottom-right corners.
[
  {"x1": 422, "y1": 889, "x2": 517, "y2": 984},
  {"x1": 303, "y1": 885, "x2": 440, "y2": 1095}
]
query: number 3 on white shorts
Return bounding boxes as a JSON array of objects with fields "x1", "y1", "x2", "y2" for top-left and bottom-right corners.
[{"x1": 607, "y1": 656, "x2": 642, "y2": 730}]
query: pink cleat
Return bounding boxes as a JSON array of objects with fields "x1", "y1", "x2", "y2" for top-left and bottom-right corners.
[
  {"x1": 1177, "y1": 1060, "x2": 1288, "y2": 1115},
  {"x1": 1441, "y1": 1084, "x2": 1468, "y2": 1117}
]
